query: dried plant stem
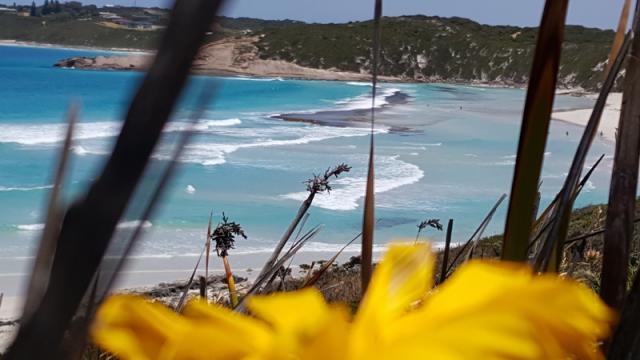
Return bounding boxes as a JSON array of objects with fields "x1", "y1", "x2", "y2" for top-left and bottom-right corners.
[
  {"x1": 535, "y1": 31, "x2": 631, "y2": 273},
  {"x1": 222, "y1": 256, "x2": 238, "y2": 307},
  {"x1": 601, "y1": 3, "x2": 640, "y2": 311},
  {"x1": 204, "y1": 212, "x2": 213, "y2": 300},
  {"x1": 23, "y1": 105, "x2": 76, "y2": 320},
  {"x1": 608, "y1": 261, "x2": 640, "y2": 358},
  {"x1": 502, "y1": 0, "x2": 569, "y2": 262},
  {"x1": 438, "y1": 219, "x2": 454, "y2": 284},
  {"x1": 257, "y1": 193, "x2": 316, "y2": 282},
  {"x1": 604, "y1": 0, "x2": 631, "y2": 78},
  {"x1": 361, "y1": 0, "x2": 383, "y2": 296}
]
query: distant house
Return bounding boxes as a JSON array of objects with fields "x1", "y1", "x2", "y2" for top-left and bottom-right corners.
[
  {"x1": 112, "y1": 18, "x2": 152, "y2": 30},
  {"x1": 98, "y1": 11, "x2": 118, "y2": 19}
]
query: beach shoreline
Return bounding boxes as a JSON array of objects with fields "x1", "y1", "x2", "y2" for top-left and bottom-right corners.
[
  {"x1": 0, "y1": 37, "x2": 526, "y2": 87},
  {"x1": 0, "y1": 39, "x2": 151, "y2": 54},
  {"x1": 552, "y1": 92, "x2": 621, "y2": 142}
]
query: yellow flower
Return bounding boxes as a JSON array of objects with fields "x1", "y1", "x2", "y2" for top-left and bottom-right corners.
[{"x1": 92, "y1": 243, "x2": 615, "y2": 360}]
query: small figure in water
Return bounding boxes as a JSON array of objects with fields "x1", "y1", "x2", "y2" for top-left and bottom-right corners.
[{"x1": 566, "y1": 131, "x2": 569, "y2": 136}]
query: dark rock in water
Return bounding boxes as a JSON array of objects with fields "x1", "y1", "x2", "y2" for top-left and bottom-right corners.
[
  {"x1": 53, "y1": 56, "x2": 96, "y2": 69},
  {"x1": 272, "y1": 90, "x2": 418, "y2": 134},
  {"x1": 375, "y1": 216, "x2": 418, "y2": 229}
]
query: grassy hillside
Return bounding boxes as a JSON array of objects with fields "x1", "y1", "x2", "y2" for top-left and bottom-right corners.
[
  {"x1": 0, "y1": 13, "x2": 162, "y2": 49},
  {"x1": 256, "y1": 15, "x2": 616, "y2": 89},
  {"x1": 0, "y1": 10, "x2": 617, "y2": 89}
]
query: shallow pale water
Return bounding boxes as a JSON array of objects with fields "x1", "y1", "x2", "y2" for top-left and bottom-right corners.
[{"x1": 0, "y1": 45, "x2": 613, "y2": 287}]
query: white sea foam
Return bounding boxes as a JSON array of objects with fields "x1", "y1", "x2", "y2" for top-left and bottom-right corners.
[
  {"x1": 72, "y1": 145, "x2": 89, "y2": 156},
  {"x1": 489, "y1": 160, "x2": 516, "y2": 166},
  {"x1": 173, "y1": 125, "x2": 388, "y2": 167},
  {"x1": 128, "y1": 241, "x2": 388, "y2": 259},
  {"x1": 16, "y1": 220, "x2": 151, "y2": 231},
  {"x1": 0, "y1": 121, "x2": 122, "y2": 145},
  {"x1": 117, "y1": 220, "x2": 153, "y2": 229},
  {"x1": 185, "y1": 185, "x2": 196, "y2": 194},
  {"x1": 0, "y1": 118, "x2": 242, "y2": 145},
  {"x1": 346, "y1": 82, "x2": 373, "y2": 87},
  {"x1": 0, "y1": 185, "x2": 53, "y2": 192},
  {"x1": 221, "y1": 76, "x2": 284, "y2": 82},
  {"x1": 16, "y1": 223, "x2": 45, "y2": 231},
  {"x1": 584, "y1": 180, "x2": 596, "y2": 192},
  {"x1": 280, "y1": 155, "x2": 424, "y2": 211},
  {"x1": 335, "y1": 87, "x2": 402, "y2": 111},
  {"x1": 502, "y1": 152, "x2": 550, "y2": 160}
]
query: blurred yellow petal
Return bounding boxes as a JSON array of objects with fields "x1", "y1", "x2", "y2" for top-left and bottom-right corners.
[
  {"x1": 387, "y1": 260, "x2": 616, "y2": 360},
  {"x1": 350, "y1": 242, "x2": 433, "y2": 357},
  {"x1": 93, "y1": 296, "x2": 273, "y2": 360},
  {"x1": 247, "y1": 288, "x2": 334, "y2": 358},
  {"x1": 92, "y1": 295, "x2": 183, "y2": 360},
  {"x1": 300, "y1": 304, "x2": 351, "y2": 360},
  {"x1": 247, "y1": 288, "x2": 329, "y2": 334},
  {"x1": 181, "y1": 300, "x2": 273, "y2": 358},
  {"x1": 92, "y1": 245, "x2": 615, "y2": 360}
]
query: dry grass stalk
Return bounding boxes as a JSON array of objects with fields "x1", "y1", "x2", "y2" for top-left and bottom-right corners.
[
  {"x1": 501, "y1": 0, "x2": 569, "y2": 262},
  {"x1": 604, "y1": 0, "x2": 632, "y2": 78},
  {"x1": 535, "y1": 30, "x2": 631, "y2": 272},
  {"x1": 361, "y1": 0, "x2": 383, "y2": 295},
  {"x1": 22, "y1": 104, "x2": 76, "y2": 320},
  {"x1": 601, "y1": 2, "x2": 640, "y2": 311},
  {"x1": 256, "y1": 164, "x2": 350, "y2": 283},
  {"x1": 437, "y1": 219, "x2": 454, "y2": 284}
]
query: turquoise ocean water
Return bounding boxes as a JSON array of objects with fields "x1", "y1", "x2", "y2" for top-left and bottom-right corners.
[{"x1": 0, "y1": 44, "x2": 614, "y2": 268}]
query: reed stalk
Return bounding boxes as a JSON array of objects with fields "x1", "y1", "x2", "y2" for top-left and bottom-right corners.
[
  {"x1": 222, "y1": 256, "x2": 239, "y2": 307},
  {"x1": 600, "y1": 2, "x2": 640, "y2": 311},
  {"x1": 256, "y1": 165, "x2": 350, "y2": 283},
  {"x1": 437, "y1": 219, "x2": 453, "y2": 285},
  {"x1": 501, "y1": 0, "x2": 569, "y2": 262},
  {"x1": 361, "y1": 0, "x2": 383, "y2": 295}
]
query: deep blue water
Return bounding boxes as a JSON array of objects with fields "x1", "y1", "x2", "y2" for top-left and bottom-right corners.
[{"x1": 0, "y1": 44, "x2": 613, "y2": 263}]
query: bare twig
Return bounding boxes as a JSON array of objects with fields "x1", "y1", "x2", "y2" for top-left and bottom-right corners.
[{"x1": 256, "y1": 165, "x2": 349, "y2": 283}]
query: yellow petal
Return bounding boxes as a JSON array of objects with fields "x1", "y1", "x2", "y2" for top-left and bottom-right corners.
[
  {"x1": 300, "y1": 304, "x2": 352, "y2": 360},
  {"x1": 247, "y1": 287, "x2": 330, "y2": 335},
  {"x1": 92, "y1": 295, "x2": 183, "y2": 360},
  {"x1": 387, "y1": 260, "x2": 616, "y2": 360},
  {"x1": 93, "y1": 295, "x2": 273, "y2": 360},
  {"x1": 350, "y1": 242, "x2": 433, "y2": 357}
]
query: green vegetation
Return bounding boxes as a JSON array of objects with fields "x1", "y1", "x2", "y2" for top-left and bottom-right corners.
[
  {"x1": 0, "y1": 3, "x2": 617, "y2": 89},
  {"x1": 0, "y1": 13, "x2": 161, "y2": 49},
  {"x1": 256, "y1": 15, "x2": 616, "y2": 89}
]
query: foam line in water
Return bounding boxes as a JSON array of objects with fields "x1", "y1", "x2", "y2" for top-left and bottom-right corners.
[
  {"x1": 0, "y1": 118, "x2": 242, "y2": 145},
  {"x1": 334, "y1": 87, "x2": 402, "y2": 111},
  {"x1": 16, "y1": 220, "x2": 152, "y2": 231},
  {"x1": 280, "y1": 155, "x2": 424, "y2": 211},
  {"x1": 0, "y1": 185, "x2": 53, "y2": 192},
  {"x1": 167, "y1": 125, "x2": 389, "y2": 167}
]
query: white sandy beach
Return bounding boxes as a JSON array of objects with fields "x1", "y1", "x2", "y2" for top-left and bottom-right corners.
[
  {"x1": 552, "y1": 92, "x2": 622, "y2": 142},
  {"x1": 0, "y1": 246, "x2": 392, "y2": 352}
]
